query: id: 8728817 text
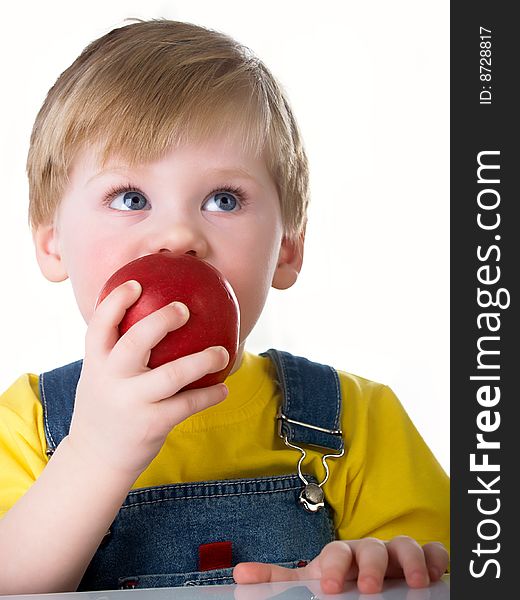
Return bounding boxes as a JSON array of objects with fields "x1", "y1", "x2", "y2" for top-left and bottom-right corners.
[{"x1": 480, "y1": 27, "x2": 492, "y2": 105}]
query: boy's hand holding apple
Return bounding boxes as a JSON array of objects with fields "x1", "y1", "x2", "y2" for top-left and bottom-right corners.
[{"x1": 66, "y1": 253, "x2": 240, "y2": 479}]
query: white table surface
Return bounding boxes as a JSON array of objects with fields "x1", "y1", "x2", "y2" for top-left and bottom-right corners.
[{"x1": 0, "y1": 576, "x2": 449, "y2": 600}]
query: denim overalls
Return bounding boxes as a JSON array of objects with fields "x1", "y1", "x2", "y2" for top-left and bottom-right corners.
[{"x1": 39, "y1": 349, "x2": 344, "y2": 591}]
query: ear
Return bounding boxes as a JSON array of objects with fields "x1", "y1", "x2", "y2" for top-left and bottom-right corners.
[
  {"x1": 272, "y1": 231, "x2": 305, "y2": 290},
  {"x1": 32, "y1": 222, "x2": 69, "y2": 282}
]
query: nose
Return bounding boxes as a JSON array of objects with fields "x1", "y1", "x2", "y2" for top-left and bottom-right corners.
[{"x1": 146, "y1": 221, "x2": 209, "y2": 258}]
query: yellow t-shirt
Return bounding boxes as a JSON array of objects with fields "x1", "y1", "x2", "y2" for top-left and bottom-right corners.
[{"x1": 0, "y1": 351, "x2": 449, "y2": 551}]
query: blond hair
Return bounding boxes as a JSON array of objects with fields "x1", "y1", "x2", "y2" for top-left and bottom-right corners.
[{"x1": 27, "y1": 19, "x2": 309, "y2": 239}]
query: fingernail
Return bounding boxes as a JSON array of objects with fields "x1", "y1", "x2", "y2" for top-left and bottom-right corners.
[
  {"x1": 170, "y1": 301, "x2": 188, "y2": 316},
  {"x1": 127, "y1": 280, "x2": 141, "y2": 291},
  {"x1": 215, "y1": 346, "x2": 229, "y2": 359},
  {"x1": 322, "y1": 579, "x2": 343, "y2": 594},
  {"x1": 410, "y1": 570, "x2": 429, "y2": 586},
  {"x1": 360, "y1": 575, "x2": 380, "y2": 592}
]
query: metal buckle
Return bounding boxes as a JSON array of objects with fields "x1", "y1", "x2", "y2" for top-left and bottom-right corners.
[
  {"x1": 277, "y1": 409, "x2": 343, "y2": 439},
  {"x1": 277, "y1": 410, "x2": 345, "y2": 513}
]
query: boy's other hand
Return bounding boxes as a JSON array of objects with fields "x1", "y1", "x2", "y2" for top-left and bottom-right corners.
[
  {"x1": 67, "y1": 279, "x2": 229, "y2": 478},
  {"x1": 233, "y1": 537, "x2": 449, "y2": 595}
]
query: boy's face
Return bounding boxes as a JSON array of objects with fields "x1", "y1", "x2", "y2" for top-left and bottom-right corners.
[{"x1": 34, "y1": 137, "x2": 303, "y2": 372}]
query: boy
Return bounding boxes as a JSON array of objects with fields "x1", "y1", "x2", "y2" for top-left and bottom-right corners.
[{"x1": 0, "y1": 19, "x2": 449, "y2": 594}]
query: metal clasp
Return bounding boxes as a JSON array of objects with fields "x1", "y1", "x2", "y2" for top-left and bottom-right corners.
[
  {"x1": 277, "y1": 410, "x2": 343, "y2": 438},
  {"x1": 277, "y1": 410, "x2": 345, "y2": 513}
]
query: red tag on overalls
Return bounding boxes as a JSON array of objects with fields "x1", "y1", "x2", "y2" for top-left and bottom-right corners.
[{"x1": 198, "y1": 541, "x2": 233, "y2": 571}]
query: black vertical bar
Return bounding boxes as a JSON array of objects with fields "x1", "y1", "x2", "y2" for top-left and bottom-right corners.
[{"x1": 451, "y1": 2, "x2": 517, "y2": 597}]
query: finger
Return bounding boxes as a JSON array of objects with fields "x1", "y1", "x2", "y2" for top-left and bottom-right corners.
[
  {"x1": 233, "y1": 562, "x2": 303, "y2": 585},
  {"x1": 111, "y1": 301, "x2": 190, "y2": 374},
  {"x1": 386, "y1": 536, "x2": 430, "y2": 588},
  {"x1": 86, "y1": 280, "x2": 142, "y2": 357},
  {"x1": 355, "y1": 538, "x2": 389, "y2": 594},
  {"x1": 153, "y1": 382, "x2": 229, "y2": 433},
  {"x1": 134, "y1": 346, "x2": 229, "y2": 401},
  {"x1": 422, "y1": 542, "x2": 449, "y2": 581},
  {"x1": 317, "y1": 541, "x2": 355, "y2": 594}
]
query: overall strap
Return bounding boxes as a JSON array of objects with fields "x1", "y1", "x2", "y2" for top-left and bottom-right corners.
[
  {"x1": 261, "y1": 349, "x2": 344, "y2": 452},
  {"x1": 39, "y1": 360, "x2": 83, "y2": 455},
  {"x1": 39, "y1": 350, "x2": 344, "y2": 454}
]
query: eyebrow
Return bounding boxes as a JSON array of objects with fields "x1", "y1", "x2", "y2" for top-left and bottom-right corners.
[
  {"x1": 202, "y1": 167, "x2": 259, "y2": 182},
  {"x1": 87, "y1": 166, "x2": 133, "y2": 185},
  {"x1": 87, "y1": 166, "x2": 260, "y2": 186}
]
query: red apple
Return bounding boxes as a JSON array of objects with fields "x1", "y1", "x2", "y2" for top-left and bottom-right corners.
[{"x1": 95, "y1": 253, "x2": 240, "y2": 390}]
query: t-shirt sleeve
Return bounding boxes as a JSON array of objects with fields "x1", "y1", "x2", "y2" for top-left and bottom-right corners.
[
  {"x1": 332, "y1": 378, "x2": 449, "y2": 552},
  {"x1": 0, "y1": 374, "x2": 48, "y2": 519}
]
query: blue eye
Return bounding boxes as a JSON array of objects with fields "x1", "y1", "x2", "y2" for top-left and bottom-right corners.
[
  {"x1": 203, "y1": 191, "x2": 240, "y2": 212},
  {"x1": 107, "y1": 189, "x2": 150, "y2": 211}
]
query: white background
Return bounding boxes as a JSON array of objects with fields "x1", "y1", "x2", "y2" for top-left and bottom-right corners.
[{"x1": 0, "y1": 0, "x2": 449, "y2": 472}]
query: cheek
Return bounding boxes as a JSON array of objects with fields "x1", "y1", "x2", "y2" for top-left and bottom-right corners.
[
  {"x1": 66, "y1": 241, "x2": 129, "y2": 322},
  {"x1": 223, "y1": 243, "x2": 280, "y2": 341},
  {"x1": 235, "y1": 285, "x2": 267, "y2": 341}
]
